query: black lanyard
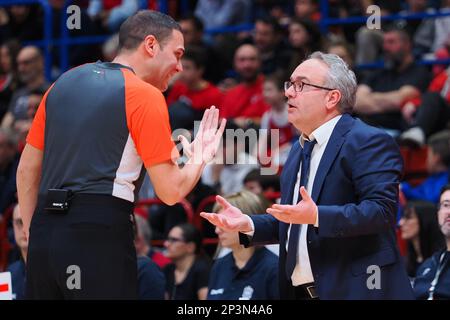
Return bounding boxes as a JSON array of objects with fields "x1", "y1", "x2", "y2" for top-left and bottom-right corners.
[{"x1": 427, "y1": 251, "x2": 448, "y2": 300}]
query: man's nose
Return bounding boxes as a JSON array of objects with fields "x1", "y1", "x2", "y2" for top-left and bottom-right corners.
[
  {"x1": 285, "y1": 86, "x2": 294, "y2": 98},
  {"x1": 176, "y1": 60, "x2": 183, "y2": 72}
]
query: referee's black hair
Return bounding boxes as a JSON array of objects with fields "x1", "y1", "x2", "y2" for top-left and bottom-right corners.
[{"x1": 118, "y1": 10, "x2": 181, "y2": 51}]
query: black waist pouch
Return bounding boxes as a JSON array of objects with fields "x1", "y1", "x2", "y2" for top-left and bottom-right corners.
[{"x1": 44, "y1": 189, "x2": 73, "y2": 212}]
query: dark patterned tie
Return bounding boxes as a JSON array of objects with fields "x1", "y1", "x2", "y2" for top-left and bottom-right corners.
[{"x1": 285, "y1": 139, "x2": 317, "y2": 279}]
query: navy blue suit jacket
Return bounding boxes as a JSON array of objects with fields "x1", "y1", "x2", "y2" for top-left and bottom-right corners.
[{"x1": 240, "y1": 114, "x2": 414, "y2": 299}]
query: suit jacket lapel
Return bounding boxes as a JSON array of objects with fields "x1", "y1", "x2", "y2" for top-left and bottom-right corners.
[{"x1": 311, "y1": 114, "x2": 354, "y2": 203}]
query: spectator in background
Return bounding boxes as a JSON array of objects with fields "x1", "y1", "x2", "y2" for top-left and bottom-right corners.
[
  {"x1": 134, "y1": 214, "x2": 171, "y2": 269},
  {"x1": 102, "y1": 33, "x2": 120, "y2": 62},
  {"x1": 163, "y1": 223, "x2": 210, "y2": 300},
  {"x1": 401, "y1": 130, "x2": 450, "y2": 204},
  {"x1": 6, "y1": 204, "x2": 27, "y2": 300},
  {"x1": 0, "y1": 128, "x2": 18, "y2": 217},
  {"x1": 194, "y1": 0, "x2": 251, "y2": 31},
  {"x1": 49, "y1": 0, "x2": 102, "y2": 69},
  {"x1": 413, "y1": 185, "x2": 450, "y2": 300},
  {"x1": 353, "y1": 1, "x2": 400, "y2": 66},
  {"x1": 399, "y1": 201, "x2": 445, "y2": 278},
  {"x1": 0, "y1": 5, "x2": 43, "y2": 43},
  {"x1": 400, "y1": 65, "x2": 450, "y2": 146},
  {"x1": 243, "y1": 168, "x2": 280, "y2": 197},
  {"x1": 220, "y1": 44, "x2": 269, "y2": 127},
  {"x1": 1, "y1": 46, "x2": 49, "y2": 130},
  {"x1": 252, "y1": 16, "x2": 291, "y2": 77},
  {"x1": 208, "y1": 190, "x2": 278, "y2": 300},
  {"x1": 178, "y1": 14, "x2": 226, "y2": 84},
  {"x1": 287, "y1": 18, "x2": 323, "y2": 78},
  {"x1": 355, "y1": 25, "x2": 431, "y2": 136},
  {"x1": 133, "y1": 214, "x2": 166, "y2": 300},
  {"x1": 167, "y1": 46, "x2": 223, "y2": 130},
  {"x1": 202, "y1": 121, "x2": 260, "y2": 195},
  {"x1": 293, "y1": 0, "x2": 320, "y2": 23},
  {"x1": 326, "y1": 39, "x2": 362, "y2": 81},
  {"x1": 257, "y1": 75, "x2": 297, "y2": 168},
  {"x1": 87, "y1": 0, "x2": 139, "y2": 32},
  {"x1": 0, "y1": 40, "x2": 21, "y2": 122},
  {"x1": 13, "y1": 87, "x2": 45, "y2": 148}
]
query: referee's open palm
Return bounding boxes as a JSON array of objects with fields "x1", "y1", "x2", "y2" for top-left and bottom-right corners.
[{"x1": 179, "y1": 105, "x2": 226, "y2": 164}]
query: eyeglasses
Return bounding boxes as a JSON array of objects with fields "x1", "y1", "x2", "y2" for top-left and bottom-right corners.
[
  {"x1": 438, "y1": 201, "x2": 450, "y2": 211},
  {"x1": 13, "y1": 218, "x2": 23, "y2": 228},
  {"x1": 284, "y1": 80, "x2": 335, "y2": 93},
  {"x1": 165, "y1": 236, "x2": 185, "y2": 244}
]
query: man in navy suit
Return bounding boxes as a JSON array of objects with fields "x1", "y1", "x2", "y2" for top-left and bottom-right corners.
[{"x1": 201, "y1": 52, "x2": 414, "y2": 299}]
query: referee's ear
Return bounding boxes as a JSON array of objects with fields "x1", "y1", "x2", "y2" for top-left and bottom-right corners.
[{"x1": 143, "y1": 34, "x2": 158, "y2": 57}]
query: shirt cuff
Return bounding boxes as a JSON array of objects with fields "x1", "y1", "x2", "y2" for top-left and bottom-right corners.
[
  {"x1": 313, "y1": 205, "x2": 319, "y2": 227},
  {"x1": 243, "y1": 215, "x2": 255, "y2": 236}
]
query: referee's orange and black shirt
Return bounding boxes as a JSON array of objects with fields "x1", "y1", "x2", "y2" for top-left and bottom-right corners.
[{"x1": 27, "y1": 61, "x2": 177, "y2": 203}]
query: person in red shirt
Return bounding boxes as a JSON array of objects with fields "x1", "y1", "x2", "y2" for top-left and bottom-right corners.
[
  {"x1": 167, "y1": 46, "x2": 223, "y2": 130},
  {"x1": 400, "y1": 67, "x2": 450, "y2": 146},
  {"x1": 221, "y1": 44, "x2": 270, "y2": 127}
]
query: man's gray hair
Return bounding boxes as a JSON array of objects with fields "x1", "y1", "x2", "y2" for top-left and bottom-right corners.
[
  {"x1": 308, "y1": 51, "x2": 357, "y2": 113},
  {"x1": 135, "y1": 214, "x2": 152, "y2": 246}
]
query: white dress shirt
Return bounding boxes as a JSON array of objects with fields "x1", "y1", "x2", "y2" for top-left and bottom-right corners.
[
  {"x1": 244, "y1": 115, "x2": 342, "y2": 285},
  {"x1": 288, "y1": 115, "x2": 341, "y2": 286}
]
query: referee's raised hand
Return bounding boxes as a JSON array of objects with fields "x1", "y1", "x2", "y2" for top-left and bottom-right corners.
[{"x1": 178, "y1": 105, "x2": 226, "y2": 164}]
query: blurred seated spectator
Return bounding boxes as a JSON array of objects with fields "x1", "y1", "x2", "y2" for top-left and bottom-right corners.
[
  {"x1": 6, "y1": 204, "x2": 27, "y2": 300},
  {"x1": 207, "y1": 190, "x2": 278, "y2": 300},
  {"x1": 178, "y1": 14, "x2": 226, "y2": 84},
  {"x1": 401, "y1": 130, "x2": 450, "y2": 204},
  {"x1": 167, "y1": 46, "x2": 223, "y2": 130},
  {"x1": 49, "y1": 0, "x2": 102, "y2": 69},
  {"x1": 1, "y1": 46, "x2": 49, "y2": 130},
  {"x1": 194, "y1": 0, "x2": 251, "y2": 31},
  {"x1": 220, "y1": 44, "x2": 269, "y2": 126},
  {"x1": 0, "y1": 128, "x2": 18, "y2": 217},
  {"x1": 134, "y1": 214, "x2": 171, "y2": 269},
  {"x1": 134, "y1": 214, "x2": 166, "y2": 300},
  {"x1": 413, "y1": 0, "x2": 450, "y2": 59},
  {"x1": 13, "y1": 87, "x2": 45, "y2": 148},
  {"x1": 354, "y1": 1, "x2": 400, "y2": 66},
  {"x1": 326, "y1": 39, "x2": 363, "y2": 82},
  {"x1": 243, "y1": 169, "x2": 280, "y2": 196},
  {"x1": 251, "y1": 16, "x2": 291, "y2": 77},
  {"x1": 400, "y1": 66, "x2": 450, "y2": 146},
  {"x1": 102, "y1": 33, "x2": 119, "y2": 62},
  {"x1": 399, "y1": 201, "x2": 445, "y2": 277},
  {"x1": 293, "y1": 0, "x2": 320, "y2": 23},
  {"x1": 287, "y1": 18, "x2": 323, "y2": 77},
  {"x1": 257, "y1": 75, "x2": 298, "y2": 168},
  {"x1": 0, "y1": 5, "x2": 43, "y2": 43},
  {"x1": 432, "y1": 34, "x2": 450, "y2": 76},
  {"x1": 137, "y1": 255, "x2": 166, "y2": 300},
  {"x1": 163, "y1": 223, "x2": 211, "y2": 300},
  {"x1": 146, "y1": 179, "x2": 216, "y2": 240},
  {"x1": 202, "y1": 121, "x2": 260, "y2": 195},
  {"x1": 413, "y1": 185, "x2": 450, "y2": 300},
  {"x1": 355, "y1": 25, "x2": 431, "y2": 136},
  {"x1": 0, "y1": 40, "x2": 20, "y2": 122},
  {"x1": 87, "y1": 0, "x2": 139, "y2": 32}
]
